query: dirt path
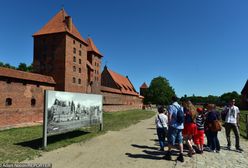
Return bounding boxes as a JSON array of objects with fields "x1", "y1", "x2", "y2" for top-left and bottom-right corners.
[{"x1": 26, "y1": 116, "x2": 248, "y2": 168}]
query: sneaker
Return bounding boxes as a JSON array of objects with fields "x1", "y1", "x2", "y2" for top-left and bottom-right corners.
[
  {"x1": 177, "y1": 153, "x2": 184, "y2": 162},
  {"x1": 164, "y1": 152, "x2": 172, "y2": 160},
  {"x1": 227, "y1": 146, "x2": 231, "y2": 150},
  {"x1": 236, "y1": 147, "x2": 244, "y2": 152},
  {"x1": 159, "y1": 148, "x2": 164, "y2": 151},
  {"x1": 216, "y1": 150, "x2": 220, "y2": 153},
  {"x1": 188, "y1": 151, "x2": 192, "y2": 157},
  {"x1": 204, "y1": 146, "x2": 211, "y2": 152}
]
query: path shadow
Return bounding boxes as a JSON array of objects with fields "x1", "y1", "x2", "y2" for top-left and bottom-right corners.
[
  {"x1": 131, "y1": 144, "x2": 158, "y2": 150},
  {"x1": 147, "y1": 127, "x2": 156, "y2": 130},
  {"x1": 127, "y1": 144, "x2": 163, "y2": 160},
  {"x1": 125, "y1": 152, "x2": 162, "y2": 160},
  {"x1": 220, "y1": 146, "x2": 243, "y2": 153},
  {"x1": 15, "y1": 130, "x2": 89, "y2": 149},
  {"x1": 150, "y1": 139, "x2": 159, "y2": 142}
]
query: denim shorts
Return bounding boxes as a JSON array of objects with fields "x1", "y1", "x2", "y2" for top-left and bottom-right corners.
[{"x1": 167, "y1": 126, "x2": 183, "y2": 145}]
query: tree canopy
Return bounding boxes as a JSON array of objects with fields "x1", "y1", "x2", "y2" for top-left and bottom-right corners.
[
  {"x1": 181, "y1": 91, "x2": 241, "y2": 107},
  {"x1": 144, "y1": 76, "x2": 175, "y2": 105},
  {"x1": 0, "y1": 61, "x2": 33, "y2": 72}
]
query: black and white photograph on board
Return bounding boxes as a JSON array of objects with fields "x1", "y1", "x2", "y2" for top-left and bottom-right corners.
[{"x1": 45, "y1": 90, "x2": 103, "y2": 135}]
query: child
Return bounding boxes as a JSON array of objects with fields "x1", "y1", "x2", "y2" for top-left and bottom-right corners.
[
  {"x1": 155, "y1": 105, "x2": 168, "y2": 151},
  {"x1": 194, "y1": 107, "x2": 205, "y2": 154}
]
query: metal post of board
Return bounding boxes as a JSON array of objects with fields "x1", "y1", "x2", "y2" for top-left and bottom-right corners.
[
  {"x1": 100, "y1": 112, "x2": 103, "y2": 131},
  {"x1": 43, "y1": 90, "x2": 48, "y2": 149},
  {"x1": 246, "y1": 114, "x2": 248, "y2": 139},
  {"x1": 100, "y1": 122, "x2": 103, "y2": 131}
]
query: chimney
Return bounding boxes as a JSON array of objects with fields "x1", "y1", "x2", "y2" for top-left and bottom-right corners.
[{"x1": 65, "y1": 16, "x2": 72, "y2": 31}]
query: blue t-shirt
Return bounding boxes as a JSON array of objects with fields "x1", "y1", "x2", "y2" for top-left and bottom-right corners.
[{"x1": 168, "y1": 102, "x2": 184, "y2": 129}]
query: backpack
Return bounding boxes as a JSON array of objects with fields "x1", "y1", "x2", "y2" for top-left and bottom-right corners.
[
  {"x1": 174, "y1": 105, "x2": 184, "y2": 124},
  {"x1": 221, "y1": 108, "x2": 228, "y2": 121}
]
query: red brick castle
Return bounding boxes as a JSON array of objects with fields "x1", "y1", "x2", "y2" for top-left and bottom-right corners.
[{"x1": 0, "y1": 9, "x2": 143, "y2": 129}]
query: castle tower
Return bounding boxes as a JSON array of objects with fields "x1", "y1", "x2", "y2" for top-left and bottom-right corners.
[
  {"x1": 140, "y1": 82, "x2": 148, "y2": 97},
  {"x1": 86, "y1": 38, "x2": 103, "y2": 94},
  {"x1": 32, "y1": 9, "x2": 102, "y2": 94}
]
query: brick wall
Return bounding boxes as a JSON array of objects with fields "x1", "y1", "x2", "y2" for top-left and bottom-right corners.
[
  {"x1": 64, "y1": 34, "x2": 88, "y2": 93},
  {"x1": 33, "y1": 33, "x2": 66, "y2": 91},
  {"x1": 0, "y1": 80, "x2": 54, "y2": 129},
  {"x1": 101, "y1": 91, "x2": 143, "y2": 112}
]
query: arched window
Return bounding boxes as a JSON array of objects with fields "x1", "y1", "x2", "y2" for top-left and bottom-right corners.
[
  {"x1": 5, "y1": 98, "x2": 12, "y2": 106},
  {"x1": 31, "y1": 98, "x2": 36, "y2": 106}
]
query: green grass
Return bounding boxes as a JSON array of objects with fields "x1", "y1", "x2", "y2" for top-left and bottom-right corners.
[
  {"x1": 0, "y1": 109, "x2": 155, "y2": 163},
  {"x1": 240, "y1": 110, "x2": 248, "y2": 138}
]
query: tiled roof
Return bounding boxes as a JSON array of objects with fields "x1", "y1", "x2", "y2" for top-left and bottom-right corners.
[
  {"x1": 107, "y1": 68, "x2": 139, "y2": 96},
  {"x1": 241, "y1": 80, "x2": 248, "y2": 94},
  {"x1": 87, "y1": 38, "x2": 103, "y2": 57},
  {"x1": 101, "y1": 86, "x2": 122, "y2": 94},
  {"x1": 0, "y1": 67, "x2": 55, "y2": 84},
  {"x1": 33, "y1": 9, "x2": 87, "y2": 45},
  {"x1": 140, "y1": 82, "x2": 148, "y2": 89}
]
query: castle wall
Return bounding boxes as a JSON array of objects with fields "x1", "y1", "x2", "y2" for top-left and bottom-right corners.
[
  {"x1": 101, "y1": 91, "x2": 143, "y2": 112},
  {"x1": 0, "y1": 79, "x2": 54, "y2": 129}
]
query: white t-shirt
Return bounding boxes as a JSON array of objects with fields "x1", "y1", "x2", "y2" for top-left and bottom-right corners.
[
  {"x1": 225, "y1": 105, "x2": 240, "y2": 124},
  {"x1": 155, "y1": 113, "x2": 168, "y2": 128}
]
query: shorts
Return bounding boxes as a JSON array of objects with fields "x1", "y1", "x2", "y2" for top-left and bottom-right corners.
[
  {"x1": 194, "y1": 130, "x2": 204, "y2": 145},
  {"x1": 167, "y1": 126, "x2": 183, "y2": 146},
  {"x1": 183, "y1": 123, "x2": 197, "y2": 136}
]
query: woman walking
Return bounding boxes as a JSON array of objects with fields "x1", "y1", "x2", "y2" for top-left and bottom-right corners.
[
  {"x1": 205, "y1": 104, "x2": 221, "y2": 152},
  {"x1": 155, "y1": 105, "x2": 168, "y2": 151},
  {"x1": 182, "y1": 100, "x2": 197, "y2": 157}
]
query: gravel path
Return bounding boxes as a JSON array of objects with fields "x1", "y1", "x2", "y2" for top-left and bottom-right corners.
[{"x1": 26, "y1": 116, "x2": 248, "y2": 168}]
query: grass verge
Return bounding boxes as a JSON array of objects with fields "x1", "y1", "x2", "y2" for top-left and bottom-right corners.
[
  {"x1": 240, "y1": 110, "x2": 248, "y2": 138},
  {"x1": 0, "y1": 109, "x2": 155, "y2": 163}
]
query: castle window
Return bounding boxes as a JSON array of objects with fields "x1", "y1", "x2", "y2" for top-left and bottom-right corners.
[
  {"x1": 79, "y1": 68, "x2": 81, "y2": 73},
  {"x1": 73, "y1": 40, "x2": 75, "y2": 44},
  {"x1": 5, "y1": 98, "x2": 12, "y2": 106},
  {"x1": 78, "y1": 78, "x2": 81, "y2": 84},
  {"x1": 73, "y1": 77, "x2": 76, "y2": 83},
  {"x1": 36, "y1": 84, "x2": 40, "y2": 87},
  {"x1": 79, "y1": 50, "x2": 81, "y2": 56},
  {"x1": 73, "y1": 66, "x2": 76, "y2": 72},
  {"x1": 80, "y1": 44, "x2": 82, "y2": 48},
  {"x1": 79, "y1": 59, "x2": 81, "y2": 64},
  {"x1": 31, "y1": 98, "x2": 36, "y2": 106},
  {"x1": 73, "y1": 48, "x2": 76, "y2": 54},
  {"x1": 73, "y1": 56, "x2": 76, "y2": 62}
]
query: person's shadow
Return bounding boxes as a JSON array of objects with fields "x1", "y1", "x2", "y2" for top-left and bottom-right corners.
[
  {"x1": 125, "y1": 144, "x2": 163, "y2": 160},
  {"x1": 125, "y1": 142, "x2": 179, "y2": 160}
]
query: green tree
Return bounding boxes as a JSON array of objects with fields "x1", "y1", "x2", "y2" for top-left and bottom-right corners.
[
  {"x1": 145, "y1": 76, "x2": 175, "y2": 105},
  {"x1": 220, "y1": 91, "x2": 241, "y2": 107},
  {"x1": 27, "y1": 63, "x2": 33, "y2": 72},
  {"x1": 17, "y1": 63, "x2": 28, "y2": 71},
  {"x1": 0, "y1": 61, "x2": 16, "y2": 69}
]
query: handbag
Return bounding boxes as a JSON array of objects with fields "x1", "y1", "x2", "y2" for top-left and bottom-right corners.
[{"x1": 210, "y1": 120, "x2": 222, "y2": 132}]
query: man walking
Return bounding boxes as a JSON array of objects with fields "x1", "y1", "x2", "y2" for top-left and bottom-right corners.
[
  {"x1": 164, "y1": 96, "x2": 184, "y2": 162},
  {"x1": 224, "y1": 99, "x2": 243, "y2": 151}
]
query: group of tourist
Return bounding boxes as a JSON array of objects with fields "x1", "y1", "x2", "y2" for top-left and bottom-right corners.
[{"x1": 155, "y1": 96, "x2": 243, "y2": 162}]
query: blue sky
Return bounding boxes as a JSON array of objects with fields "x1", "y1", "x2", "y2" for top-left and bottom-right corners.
[{"x1": 0, "y1": 0, "x2": 248, "y2": 97}]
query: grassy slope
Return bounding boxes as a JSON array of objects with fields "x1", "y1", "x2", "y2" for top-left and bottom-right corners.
[{"x1": 0, "y1": 109, "x2": 155, "y2": 163}]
